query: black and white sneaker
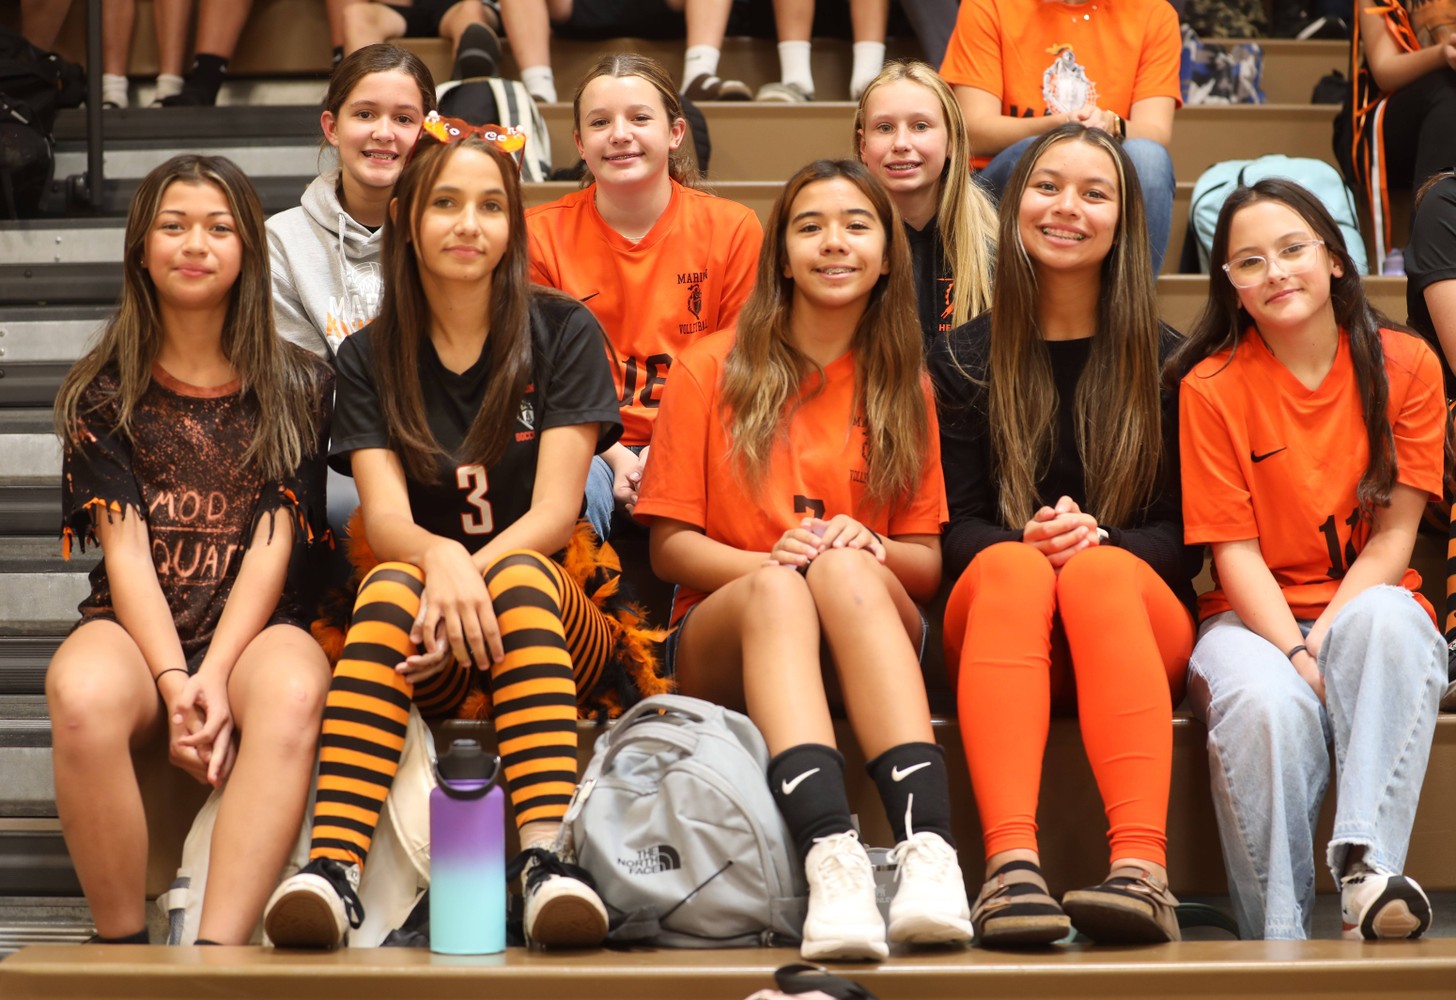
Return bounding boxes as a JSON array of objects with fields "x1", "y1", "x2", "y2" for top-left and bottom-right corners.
[
  {"x1": 264, "y1": 858, "x2": 363, "y2": 949},
  {"x1": 452, "y1": 22, "x2": 501, "y2": 81},
  {"x1": 1340, "y1": 864, "x2": 1432, "y2": 940},
  {"x1": 512, "y1": 847, "x2": 608, "y2": 949}
]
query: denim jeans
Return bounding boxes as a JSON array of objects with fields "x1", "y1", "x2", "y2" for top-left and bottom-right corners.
[
  {"x1": 1186, "y1": 585, "x2": 1445, "y2": 940},
  {"x1": 976, "y1": 135, "x2": 1176, "y2": 274},
  {"x1": 584, "y1": 453, "x2": 614, "y2": 542}
]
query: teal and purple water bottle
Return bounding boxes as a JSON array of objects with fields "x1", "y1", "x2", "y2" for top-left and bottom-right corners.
[{"x1": 430, "y1": 738, "x2": 505, "y2": 954}]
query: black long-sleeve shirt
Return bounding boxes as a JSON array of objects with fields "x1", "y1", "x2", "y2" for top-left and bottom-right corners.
[{"x1": 927, "y1": 313, "x2": 1201, "y2": 609}]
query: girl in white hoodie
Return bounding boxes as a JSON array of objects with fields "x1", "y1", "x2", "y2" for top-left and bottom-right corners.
[{"x1": 268, "y1": 45, "x2": 437, "y2": 361}]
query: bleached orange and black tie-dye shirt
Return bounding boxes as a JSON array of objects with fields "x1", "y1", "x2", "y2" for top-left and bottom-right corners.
[{"x1": 62, "y1": 362, "x2": 331, "y2": 667}]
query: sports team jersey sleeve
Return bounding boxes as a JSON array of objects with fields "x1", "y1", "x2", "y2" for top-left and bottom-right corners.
[
  {"x1": 1134, "y1": 0, "x2": 1183, "y2": 106},
  {"x1": 719, "y1": 210, "x2": 765, "y2": 330},
  {"x1": 1178, "y1": 367, "x2": 1258, "y2": 546},
  {"x1": 1404, "y1": 174, "x2": 1456, "y2": 394},
  {"x1": 631, "y1": 338, "x2": 714, "y2": 531},
  {"x1": 61, "y1": 371, "x2": 144, "y2": 554},
  {"x1": 938, "y1": 0, "x2": 1003, "y2": 94},
  {"x1": 329, "y1": 327, "x2": 391, "y2": 474},
  {"x1": 1389, "y1": 331, "x2": 1446, "y2": 499},
  {"x1": 533, "y1": 296, "x2": 625, "y2": 450},
  {"x1": 928, "y1": 317, "x2": 1020, "y2": 581}
]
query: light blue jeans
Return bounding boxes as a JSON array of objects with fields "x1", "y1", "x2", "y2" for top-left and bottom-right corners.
[
  {"x1": 584, "y1": 454, "x2": 614, "y2": 542},
  {"x1": 976, "y1": 135, "x2": 1176, "y2": 274},
  {"x1": 1187, "y1": 585, "x2": 1445, "y2": 940}
]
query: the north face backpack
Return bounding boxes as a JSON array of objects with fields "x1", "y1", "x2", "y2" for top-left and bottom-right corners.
[
  {"x1": 565, "y1": 694, "x2": 807, "y2": 947},
  {"x1": 1188, "y1": 154, "x2": 1368, "y2": 274},
  {"x1": 436, "y1": 77, "x2": 552, "y2": 181}
]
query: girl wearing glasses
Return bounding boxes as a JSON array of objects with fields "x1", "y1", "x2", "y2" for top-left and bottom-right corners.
[{"x1": 1170, "y1": 178, "x2": 1450, "y2": 941}]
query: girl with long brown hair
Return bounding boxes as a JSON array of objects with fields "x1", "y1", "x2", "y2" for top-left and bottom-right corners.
[
  {"x1": 636, "y1": 159, "x2": 973, "y2": 962},
  {"x1": 930, "y1": 123, "x2": 1198, "y2": 948},
  {"x1": 49, "y1": 154, "x2": 333, "y2": 944},
  {"x1": 854, "y1": 58, "x2": 997, "y2": 346},
  {"x1": 526, "y1": 53, "x2": 762, "y2": 534},
  {"x1": 1172, "y1": 178, "x2": 1448, "y2": 941},
  {"x1": 264, "y1": 125, "x2": 664, "y2": 951}
]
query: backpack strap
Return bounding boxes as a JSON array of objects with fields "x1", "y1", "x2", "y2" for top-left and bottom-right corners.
[{"x1": 677, "y1": 93, "x2": 712, "y2": 177}]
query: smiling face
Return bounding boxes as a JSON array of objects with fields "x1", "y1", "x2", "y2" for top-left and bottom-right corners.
[
  {"x1": 783, "y1": 176, "x2": 890, "y2": 313},
  {"x1": 573, "y1": 73, "x2": 686, "y2": 190},
  {"x1": 858, "y1": 78, "x2": 950, "y2": 205},
  {"x1": 410, "y1": 146, "x2": 511, "y2": 289},
  {"x1": 322, "y1": 68, "x2": 427, "y2": 198},
  {"x1": 1224, "y1": 198, "x2": 1342, "y2": 338},
  {"x1": 145, "y1": 179, "x2": 243, "y2": 313},
  {"x1": 1016, "y1": 138, "x2": 1120, "y2": 277}
]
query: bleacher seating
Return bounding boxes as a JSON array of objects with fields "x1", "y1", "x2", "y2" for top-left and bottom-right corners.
[{"x1": 3, "y1": 11, "x2": 1456, "y2": 995}]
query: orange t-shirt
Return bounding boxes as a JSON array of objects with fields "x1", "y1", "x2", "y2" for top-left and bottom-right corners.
[
  {"x1": 634, "y1": 329, "x2": 949, "y2": 624},
  {"x1": 1180, "y1": 327, "x2": 1445, "y2": 622},
  {"x1": 940, "y1": 0, "x2": 1183, "y2": 168},
  {"x1": 526, "y1": 181, "x2": 763, "y2": 447}
]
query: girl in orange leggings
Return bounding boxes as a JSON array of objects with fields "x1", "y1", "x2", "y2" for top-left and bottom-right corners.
[{"x1": 927, "y1": 123, "x2": 1200, "y2": 948}]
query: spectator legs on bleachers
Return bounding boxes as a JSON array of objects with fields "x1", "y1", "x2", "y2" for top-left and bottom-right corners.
[{"x1": 157, "y1": 0, "x2": 255, "y2": 107}]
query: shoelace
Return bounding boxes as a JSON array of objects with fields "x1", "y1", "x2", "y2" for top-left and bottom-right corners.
[
  {"x1": 890, "y1": 832, "x2": 955, "y2": 884},
  {"x1": 810, "y1": 832, "x2": 873, "y2": 895},
  {"x1": 507, "y1": 846, "x2": 600, "y2": 893},
  {"x1": 311, "y1": 860, "x2": 364, "y2": 929}
]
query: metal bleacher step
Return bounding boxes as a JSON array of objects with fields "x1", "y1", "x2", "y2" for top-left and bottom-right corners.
[
  {"x1": 0, "y1": 305, "x2": 109, "y2": 408},
  {"x1": 1, "y1": 410, "x2": 62, "y2": 537},
  {"x1": 0, "y1": 537, "x2": 95, "y2": 637}
]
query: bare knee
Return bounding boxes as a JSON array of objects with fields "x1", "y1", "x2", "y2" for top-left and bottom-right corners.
[
  {"x1": 343, "y1": 2, "x2": 390, "y2": 46},
  {"x1": 47, "y1": 661, "x2": 145, "y2": 751},
  {"x1": 742, "y1": 561, "x2": 815, "y2": 617},
  {"x1": 804, "y1": 545, "x2": 886, "y2": 607}
]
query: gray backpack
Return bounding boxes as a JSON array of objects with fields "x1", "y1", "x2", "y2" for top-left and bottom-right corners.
[{"x1": 564, "y1": 694, "x2": 807, "y2": 947}]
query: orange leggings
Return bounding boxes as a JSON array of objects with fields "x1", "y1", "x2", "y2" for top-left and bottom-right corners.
[{"x1": 944, "y1": 542, "x2": 1193, "y2": 867}]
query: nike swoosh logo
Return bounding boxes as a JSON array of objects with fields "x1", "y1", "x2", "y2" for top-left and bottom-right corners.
[
  {"x1": 1251, "y1": 447, "x2": 1287, "y2": 463},
  {"x1": 891, "y1": 762, "x2": 932, "y2": 782},
  {"x1": 780, "y1": 768, "x2": 820, "y2": 795}
]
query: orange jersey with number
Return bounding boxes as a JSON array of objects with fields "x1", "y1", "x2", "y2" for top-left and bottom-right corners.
[
  {"x1": 1179, "y1": 327, "x2": 1445, "y2": 622},
  {"x1": 634, "y1": 329, "x2": 948, "y2": 624},
  {"x1": 526, "y1": 181, "x2": 763, "y2": 447}
]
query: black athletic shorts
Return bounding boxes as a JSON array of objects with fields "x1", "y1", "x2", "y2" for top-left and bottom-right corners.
[{"x1": 552, "y1": 0, "x2": 686, "y2": 40}]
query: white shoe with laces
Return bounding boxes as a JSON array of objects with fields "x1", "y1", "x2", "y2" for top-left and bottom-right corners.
[
  {"x1": 887, "y1": 829, "x2": 974, "y2": 945},
  {"x1": 518, "y1": 847, "x2": 609, "y2": 948},
  {"x1": 800, "y1": 830, "x2": 888, "y2": 962},
  {"x1": 264, "y1": 858, "x2": 363, "y2": 949}
]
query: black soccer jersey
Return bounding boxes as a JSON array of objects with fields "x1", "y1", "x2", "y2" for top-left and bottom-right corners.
[{"x1": 330, "y1": 291, "x2": 623, "y2": 549}]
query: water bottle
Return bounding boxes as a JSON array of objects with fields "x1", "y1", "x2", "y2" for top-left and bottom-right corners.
[
  {"x1": 430, "y1": 738, "x2": 505, "y2": 954},
  {"x1": 1383, "y1": 247, "x2": 1405, "y2": 277}
]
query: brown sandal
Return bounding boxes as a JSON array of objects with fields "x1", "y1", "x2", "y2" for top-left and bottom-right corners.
[
  {"x1": 971, "y1": 860, "x2": 1071, "y2": 948},
  {"x1": 1062, "y1": 865, "x2": 1181, "y2": 944}
]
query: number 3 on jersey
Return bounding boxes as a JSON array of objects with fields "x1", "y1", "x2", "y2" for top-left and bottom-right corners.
[{"x1": 457, "y1": 464, "x2": 494, "y2": 535}]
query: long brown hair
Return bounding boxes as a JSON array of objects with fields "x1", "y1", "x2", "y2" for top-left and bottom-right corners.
[
  {"x1": 1167, "y1": 177, "x2": 1454, "y2": 509},
  {"x1": 54, "y1": 154, "x2": 325, "y2": 480},
  {"x1": 571, "y1": 53, "x2": 701, "y2": 188},
  {"x1": 853, "y1": 59, "x2": 996, "y2": 329},
  {"x1": 722, "y1": 159, "x2": 928, "y2": 509},
  {"x1": 371, "y1": 135, "x2": 535, "y2": 482},
  {"x1": 984, "y1": 123, "x2": 1163, "y2": 528}
]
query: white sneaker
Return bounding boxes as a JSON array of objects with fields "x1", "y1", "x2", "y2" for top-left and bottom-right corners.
[
  {"x1": 1340, "y1": 863, "x2": 1432, "y2": 940},
  {"x1": 800, "y1": 830, "x2": 888, "y2": 962},
  {"x1": 887, "y1": 831, "x2": 974, "y2": 945},
  {"x1": 264, "y1": 858, "x2": 362, "y2": 948},
  {"x1": 519, "y1": 848, "x2": 609, "y2": 948}
]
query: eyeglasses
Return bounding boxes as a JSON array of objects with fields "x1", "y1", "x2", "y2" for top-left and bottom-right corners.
[{"x1": 1221, "y1": 240, "x2": 1326, "y2": 288}]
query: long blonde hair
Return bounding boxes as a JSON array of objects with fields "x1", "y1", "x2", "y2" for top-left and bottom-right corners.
[
  {"x1": 854, "y1": 59, "x2": 997, "y2": 329},
  {"x1": 722, "y1": 159, "x2": 928, "y2": 509},
  {"x1": 54, "y1": 154, "x2": 325, "y2": 481},
  {"x1": 986, "y1": 124, "x2": 1163, "y2": 528}
]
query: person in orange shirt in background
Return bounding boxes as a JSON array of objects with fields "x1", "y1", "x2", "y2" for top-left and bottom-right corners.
[
  {"x1": 636, "y1": 159, "x2": 972, "y2": 963},
  {"x1": 1171, "y1": 178, "x2": 1449, "y2": 941},
  {"x1": 526, "y1": 53, "x2": 762, "y2": 539},
  {"x1": 940, "y1": 0, "x2": 1180, "y2": 272}
]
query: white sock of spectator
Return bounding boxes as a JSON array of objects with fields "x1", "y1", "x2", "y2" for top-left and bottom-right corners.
[
  {"x1": 682, "y1": 44, "x2": 720, "y2": 91},
  {"x1": 850, "y1": 41, "x2": 886, "y2": 100},
  {"x1": 520, "y1": 65, "x2": 557, "y2": 103},
  {"x1": 154, "y1": 73, "x2": 184, "y2": 102},
  {"x1": 777, "y1": 40, "x2": 814, "y2": 95},
  {"x1": 101, "y1": 73, "x2": 129, "y2": 108}
]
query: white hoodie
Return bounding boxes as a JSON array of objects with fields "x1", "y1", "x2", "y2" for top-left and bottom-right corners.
[{"x1": 267, "y1": 171, "x2": 386, "y2": 360}]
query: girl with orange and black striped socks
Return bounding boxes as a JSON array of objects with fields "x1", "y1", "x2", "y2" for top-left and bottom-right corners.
[
  {"x1": 929, "y1": 124, "x2": 1200, "y2": 948},
  {"x1": 263, "y1": 119, "x2": 662, "y2": 950}
]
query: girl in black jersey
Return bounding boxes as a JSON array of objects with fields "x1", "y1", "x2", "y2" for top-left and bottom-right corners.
[
  {"x1": 49, "y1": 154, "x2": 333, "y2": 945},
  {"x1": 265, "y1": 122, "x2": 661, "y2": 950}
]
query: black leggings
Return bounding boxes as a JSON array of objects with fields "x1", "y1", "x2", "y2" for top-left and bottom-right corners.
[{"x1": 1381, "y1": 68, "x2": 1456, "y2": 193}]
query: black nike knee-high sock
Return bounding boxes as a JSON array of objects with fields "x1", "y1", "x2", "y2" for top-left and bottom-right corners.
[
  {"x1": 768, "y1": 743, "x2": 855, "y2": 861},
  {"x1": 866, "y1": 741, "x2": 954, "y2": 846}
]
